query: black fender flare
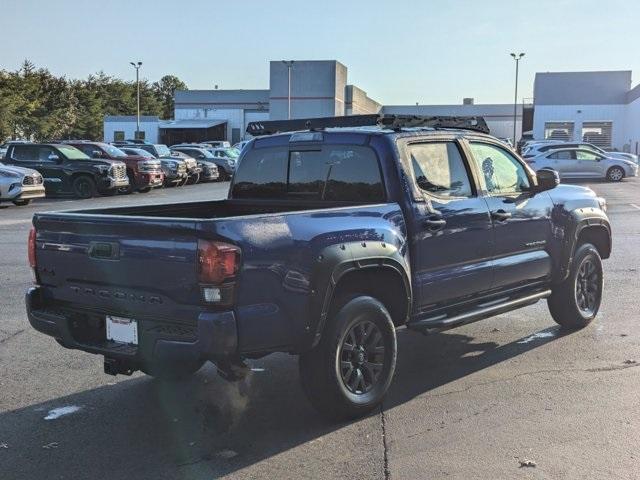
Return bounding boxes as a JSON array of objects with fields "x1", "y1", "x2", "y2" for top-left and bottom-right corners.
[
  {"x1": 555, "y1": 207, "x2": 611, "y2": 283},
  {"x1": 306, "y1": 240, "x2": 412, "y2": 349}
]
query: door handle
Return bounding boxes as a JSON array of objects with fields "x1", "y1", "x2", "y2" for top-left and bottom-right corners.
[
  {"x1": 423, "y1": 216, "x2": 447, "y2": 231},
  {"x1": 491, "y1": 209, "x2": 512, "y2": 222}
]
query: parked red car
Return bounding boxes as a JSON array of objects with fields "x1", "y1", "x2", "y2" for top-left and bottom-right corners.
[{"x1": 63, "y1": 141, "x2": 164, "y2": 193}]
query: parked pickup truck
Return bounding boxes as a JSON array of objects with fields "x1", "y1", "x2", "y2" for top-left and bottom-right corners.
[
  {"x1": 117, "y1": 143, "x2": 193, "y2": 186},
  {"x1": 63, "y1": 141, "x2": 164, "y2": 193},
  {"x1": 5, "y1": 143, "x2": 129, "y2": 198},
  {"x1": 26, "y1": 115, "x2": 611, "y2": 419}
]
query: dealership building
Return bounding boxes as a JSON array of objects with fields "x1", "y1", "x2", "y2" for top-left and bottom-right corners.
[{"x1": 104, "y1": 61, "x2": 639, "y2": 153}]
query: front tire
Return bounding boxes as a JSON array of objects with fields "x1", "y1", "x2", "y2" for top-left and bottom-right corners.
[
  {"x1": 299, "y1": 296, "x2": 397, "y2": 420},
  {"x1": 606, "y1": 166, "x2": 624, "y2": 182},
  {"x1": 72, "y1": 175, "x2": 97, "y2": 199},
  {"x1": 12, "y1": 199, "x2": 31, "y2": 206},
  {"x1": 548, "y1": 243, "x2": 603, "y2": 329}
]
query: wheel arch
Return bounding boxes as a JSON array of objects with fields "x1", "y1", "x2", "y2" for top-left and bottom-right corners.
[
  {"x1": 309, "y1": 241, "x2": 412, "y2": 349},
  {"x1": 555, "y1": 209, "x2": 611, "y2": 283}
]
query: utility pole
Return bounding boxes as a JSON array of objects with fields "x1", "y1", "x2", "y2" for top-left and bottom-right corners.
[
  {"x1": 282, "y1": 60, "x2": 295, "y2": 119},
  {"x1": 130, "y1": 61, "x2": 143, "y2": 139},
  {"x1": 510, "y1": 53, "x2": 524, "y2": 145}
]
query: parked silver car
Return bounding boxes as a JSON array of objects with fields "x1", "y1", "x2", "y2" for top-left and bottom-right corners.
[
  {"x1": 528, "y1": 148, "x2": 639, "y2": 182},
  {"x1": 523, "y1": 141, "x2": 638, "y2": 164},
  {"x1": 0, "y1": 162, "x2": 46, "y2": 205}
]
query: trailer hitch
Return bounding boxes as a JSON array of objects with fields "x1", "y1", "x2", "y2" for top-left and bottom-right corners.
[{"x1": 104, "y1": 357, "x2": 135, "y2": 376}]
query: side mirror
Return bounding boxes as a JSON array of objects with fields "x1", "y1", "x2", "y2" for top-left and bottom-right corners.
[
  {"x1": 48, "y1": 153, "x2": 60, "y2": 162},
  {"x1": 533, "y1": 169, "x2": 560, "y2": 193},
  {"x1": 92, "y1": 150, "x2": 102, "y2": 158},
  {"x1": 198, "y1": 154, "x2": 205, "y2": 159}
]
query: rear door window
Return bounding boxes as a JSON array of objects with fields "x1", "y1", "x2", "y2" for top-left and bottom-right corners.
[
  {"x1": 232, "y1": 145, "x2": 384, "y2": 202},
  {"x1": 548, "y1": 151, "x2": 574, "y2": 160},
  {"x1": 408, "y1": 142, "x2": 473, "y2": 198},
  {"x1": 10, "y1": 145, "x2": 39, "y2": 161}
]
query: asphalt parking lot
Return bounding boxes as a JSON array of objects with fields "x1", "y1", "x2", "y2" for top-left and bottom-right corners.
[{"x1": 1, "y1": 179, "x2": 639, "y2": 480}]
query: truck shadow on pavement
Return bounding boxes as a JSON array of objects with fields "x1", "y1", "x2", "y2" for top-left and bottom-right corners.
[{"x1": 2, "y1": 325, "x2": 566, "y2": 479}]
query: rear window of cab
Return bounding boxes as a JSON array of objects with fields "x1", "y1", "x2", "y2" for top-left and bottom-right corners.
[{"x1": 232, "y1": 145, "x2": 385, "y2": 202}]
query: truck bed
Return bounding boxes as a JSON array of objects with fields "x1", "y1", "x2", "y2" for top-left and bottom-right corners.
[
  {"x1": 67, "y1": 198, "x2": 366, "y2": 219},
  {"x1": 31, "y1": 198, "x2": 406, "y2": 356}
]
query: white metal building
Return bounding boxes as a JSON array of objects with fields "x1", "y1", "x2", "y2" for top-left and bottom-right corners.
[
  {"x1": 533, "y1": 71, "x2": 640, "y2": 152},
  {"x1": 103, "y1": 63, "x2": 640, "y2": 152}
]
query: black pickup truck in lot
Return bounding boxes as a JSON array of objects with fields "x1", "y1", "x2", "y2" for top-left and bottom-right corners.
[
  {"x1": 4, "y1": 143, "x2": 129, "y2": 198},
  {"x1": 25, "y1": 115, "x2": 611, "y2": 419}
]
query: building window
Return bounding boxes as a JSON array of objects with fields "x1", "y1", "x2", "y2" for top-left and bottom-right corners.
[
  {"x1": 113, "y1": 131, "x2": 125, "y2": 141},
  {"x1": 544, "y1": 122, "x2": 574, "y2": 141},
  {"x1": 134, "y1": 130, "x2": 146, "y2": 141},
  {"x1": 582, "y1": 121, "x2": 612, "y2": 149}
]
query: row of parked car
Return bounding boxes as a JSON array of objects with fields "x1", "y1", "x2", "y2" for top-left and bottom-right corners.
[
  {"x1": 0, "y1": 139, "x2": 246, "y2": 206},
  {"x1": 515, "y1": 140, "x2": 638, "y2": 182}
]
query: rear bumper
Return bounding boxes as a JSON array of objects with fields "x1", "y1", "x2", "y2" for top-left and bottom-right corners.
[{"x1": 25, "y1": 286, "x2": 238, "y2": 366}]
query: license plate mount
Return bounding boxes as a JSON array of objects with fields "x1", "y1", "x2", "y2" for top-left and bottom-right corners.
[{"x1": 106, "y1": 315, "x2": 138, "y2": 345}]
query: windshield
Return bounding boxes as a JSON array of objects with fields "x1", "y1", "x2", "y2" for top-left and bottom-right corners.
[
  {"x1": 155, "y1": 145, "x2": 171, "y2": 157},
  {"x1": 131, "y1": 148, "x2": 156, "y2": 158},
  {"x1": 222, "y1": 148, "x2": 239, "y2": 159},
  {"x1": 103, "y1": 145, "x2": 127, "y2": 157},
  {"x1": 58, "y1": 146, "x2": 90, "y2": 160},
  {"x1": 584, "y1": 144, "x2": 605, "y2": 154},
  {"x1": 128, "y1": 148, "x2": 155, "y2": 158}
]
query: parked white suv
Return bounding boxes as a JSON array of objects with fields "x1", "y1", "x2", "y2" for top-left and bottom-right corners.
[
  {"x1": 528, "y1": 147, "x2": 638, "y2": 182},
  {"x1": 0, "y1": 162, "x2": 46, "y2": 206}
]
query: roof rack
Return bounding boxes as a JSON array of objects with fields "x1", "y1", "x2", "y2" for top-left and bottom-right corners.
[{"x1": 246, "y1": 114, "x2": 490, "y2": 136}]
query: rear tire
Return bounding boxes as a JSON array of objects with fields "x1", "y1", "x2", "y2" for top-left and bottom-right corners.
[
  {"x1": 72, "y1": 175, "x2": 96, "y2": 199},
  {"x1": 299, "y1": 295, "x2": 397, "y2": 420},
  {"x1": 548, "y1": 243, "x2": 603, "y2": 329},
  {"x1": 606, "y1": 166, "x2": 624, "y2": 182}
]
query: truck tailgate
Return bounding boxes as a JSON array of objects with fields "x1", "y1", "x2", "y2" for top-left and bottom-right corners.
[{"x1": 33, "y1": 213, "x2": 200, "y2": 323}]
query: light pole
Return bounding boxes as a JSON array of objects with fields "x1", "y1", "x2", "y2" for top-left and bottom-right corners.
[
  {"x1": 130, "y1": 61, "x2": 142, "y2": 139},
  {"x1": 510, "y1": 53, "x2": 524, "y2": 145},
  {"x1": 282, "y1": 60, "x2": 295, "y2": 119}
]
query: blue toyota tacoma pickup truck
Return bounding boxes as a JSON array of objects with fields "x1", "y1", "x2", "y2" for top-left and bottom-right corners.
[{"x1": 26, "y1": 115, "x2": 611, "y2": 419}]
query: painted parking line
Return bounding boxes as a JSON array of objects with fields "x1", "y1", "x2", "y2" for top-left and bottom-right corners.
[
  {"x1": 0, "y1": 219, "x2": 32, "y2": 227},
  {"x1": 631, "y1": 204, "x2": 640, "y2": 211}
]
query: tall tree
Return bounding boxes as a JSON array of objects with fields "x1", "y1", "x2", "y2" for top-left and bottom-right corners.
[
  {"x1": 153, "y1": 75, "x2": 188, "y2": 119},
  {"x1": 0, "y1": 61, "x2": 188, "y2": 142}
]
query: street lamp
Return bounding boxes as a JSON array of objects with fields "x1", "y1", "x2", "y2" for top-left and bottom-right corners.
[
  {"x1": 510, "y1": 53, "x2": 524, "y2": 145},
  {"x1": 130, "y1": 61, "x2": 143, "y2": 140},
  {"x1": 282, "y1": 60, "x2": 295, "y2": 119}
]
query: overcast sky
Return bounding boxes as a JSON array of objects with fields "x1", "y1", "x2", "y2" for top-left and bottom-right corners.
[{"x1": 3, "y1": 0, "x2": 639, "y2": 105}]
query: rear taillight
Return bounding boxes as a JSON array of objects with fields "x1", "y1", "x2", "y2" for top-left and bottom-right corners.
[
  {"x1": 28, "y1": 227, "x2": 37, "y2": 269},
  {"x1": 197, "y1": 240, "x2": 240, "y2": 284},
  {"x1": 28, "y1": 227, "x2": 38, "y2": 283}
]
